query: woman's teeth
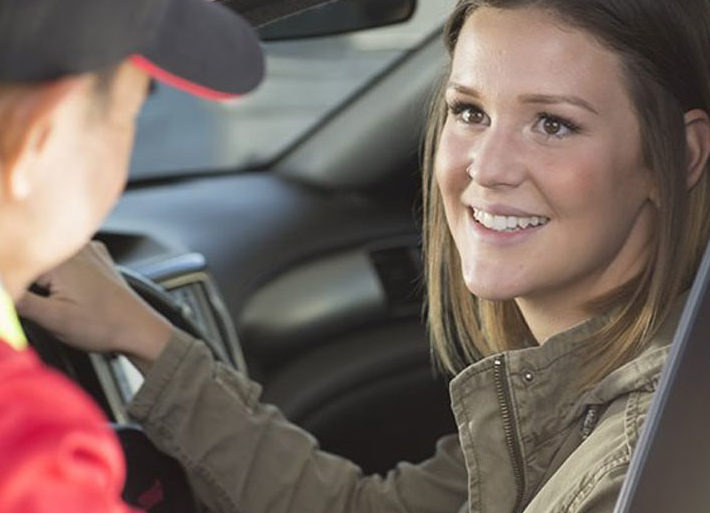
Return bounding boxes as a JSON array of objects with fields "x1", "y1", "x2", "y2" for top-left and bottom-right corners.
[{"x1": 472, "y1": 208, "x2": 549, "y2": 232}]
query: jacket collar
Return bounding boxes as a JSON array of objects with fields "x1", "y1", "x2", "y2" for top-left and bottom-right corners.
[
  {"x1": 583, "y1": 293, "x2": 688, "y2": 407},
  {"x1": 452, "y1": 292, "x2": 687, "y2": 429},
  {"x1": 449, "y1": 294, "x2": 686, "y2": 513}
]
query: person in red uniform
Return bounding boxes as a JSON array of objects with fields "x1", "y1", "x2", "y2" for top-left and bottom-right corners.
[{"x1": 0, "y1": 1, "x2": 263, "y2": 511}]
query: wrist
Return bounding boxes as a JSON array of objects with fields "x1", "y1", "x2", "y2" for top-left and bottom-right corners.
[{"x1": 114, "y1": 311, "x2": 172, "y2": 370}]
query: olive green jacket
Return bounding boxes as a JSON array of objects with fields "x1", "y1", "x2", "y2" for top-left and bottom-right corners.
[{"x1": 128, "y1": 298, "x2": 684, "y2": 513}]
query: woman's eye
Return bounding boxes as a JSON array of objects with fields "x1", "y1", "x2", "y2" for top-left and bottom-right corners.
[
  {"x1": 542, "y1": 118, "x2": 563, "y2": 135},
  {"x1": 461, "y1": 108, "x2": 485, "y2": 124},
  {"x1": 448, "y1": 102, "x2": 489, "y2": 126},
  {"x1": 533, "y1": 114, "x2": 580, "y2": 139}
]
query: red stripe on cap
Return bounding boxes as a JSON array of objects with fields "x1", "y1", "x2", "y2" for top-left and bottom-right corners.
[{"x1": 130, "y1": 54, "x2": 240, "y2": 101}]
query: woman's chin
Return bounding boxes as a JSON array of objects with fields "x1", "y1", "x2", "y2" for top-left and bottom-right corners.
[{"x1": 463, "y1": 280, "x2": 520, "y2": 302}]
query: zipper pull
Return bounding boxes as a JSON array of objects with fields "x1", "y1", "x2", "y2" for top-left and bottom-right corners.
[{"x1": 581, "y1": 405, "x2": 601, "y2": 440}]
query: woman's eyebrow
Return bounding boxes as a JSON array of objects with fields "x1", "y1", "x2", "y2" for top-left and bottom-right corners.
[
  {"x1": 519, "y1": 94, "x2": 599, "y2": 115},
  {"x1": 446, "y1": 82, "x2": 481, "y2": 98},
  {"x1": 446, "y1": 84, "x2": 598, "y2": 116}
]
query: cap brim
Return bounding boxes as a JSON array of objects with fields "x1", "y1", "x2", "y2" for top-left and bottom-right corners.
[{"x1": 133, "y1": 0, "x2": 264, "y2": 101}]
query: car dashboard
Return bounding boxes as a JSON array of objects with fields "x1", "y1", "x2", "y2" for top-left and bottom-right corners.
[{"x1": 91, "y1": 245, "x2": 248, "y2": 424}]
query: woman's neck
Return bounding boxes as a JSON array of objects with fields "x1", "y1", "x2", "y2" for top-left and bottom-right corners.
[{"x1": 515, "y1": 295, "x2": 593, "y2": 344}]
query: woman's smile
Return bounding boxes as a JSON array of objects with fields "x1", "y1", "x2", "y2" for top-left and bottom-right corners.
[
  {"x1": 467, "y1": 206, "x2": 549, "y2": 247},
  {"x1": 471, "y1": 206, "x2": 549, "y2": 231},
  {"x1": 435, "y1": 6, "x2": 655, "y2": 331}
]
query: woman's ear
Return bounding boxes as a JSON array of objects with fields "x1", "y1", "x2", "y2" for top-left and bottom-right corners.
[
  {"x1": 0, "y1": 77, "x2": 83, "y2": 201},
  {"x1": 684, "y1": 108, "x2": 710, "y2": 190}
]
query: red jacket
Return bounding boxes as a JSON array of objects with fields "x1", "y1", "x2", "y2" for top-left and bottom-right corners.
[{"x1": 0, "y1": 341, "x2": 140, "y2": 513}]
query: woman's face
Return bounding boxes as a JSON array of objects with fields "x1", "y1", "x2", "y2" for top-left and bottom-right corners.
[{"x1": 436, "y1": 7, "x2": 656, "y2": 333}]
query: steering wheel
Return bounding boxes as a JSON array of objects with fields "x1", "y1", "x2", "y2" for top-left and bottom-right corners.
[{"x1": 21, "y1": 269, "x2": 211, "y2": 513}]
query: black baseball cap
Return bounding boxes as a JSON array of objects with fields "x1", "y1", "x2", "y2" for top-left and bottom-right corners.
[{"x1": 0, "y1": 0, "x2": 264, "y2": 100}]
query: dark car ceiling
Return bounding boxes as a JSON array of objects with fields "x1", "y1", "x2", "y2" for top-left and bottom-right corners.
[{"x1": 226, "y1": 0, "x2": 335, "y2": 26}]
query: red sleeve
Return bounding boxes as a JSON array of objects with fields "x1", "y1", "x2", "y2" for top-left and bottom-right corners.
[{"x1": 0, "y1": 342, "x2": 141, "y2": 513}]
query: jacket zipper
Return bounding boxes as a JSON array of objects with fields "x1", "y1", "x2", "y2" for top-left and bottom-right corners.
[{"x1": 493, "y1": 356, "x2": 525, "y2": 513}]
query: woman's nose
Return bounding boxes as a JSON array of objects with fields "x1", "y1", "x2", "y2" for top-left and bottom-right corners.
[{"x1": 466, "y1": 128, "x2": 526, "y2": 188}]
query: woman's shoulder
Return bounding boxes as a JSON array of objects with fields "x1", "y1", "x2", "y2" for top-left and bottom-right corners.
[
  {"x1": 524, "y1": 295, "x2": 687, "y2": 513},
  {"x1": 526, "y1": 389, "x2": 654, "y2": 513}
]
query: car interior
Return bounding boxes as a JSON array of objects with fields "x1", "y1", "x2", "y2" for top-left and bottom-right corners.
[
  {"x1": 23, "y1": 0, "x2": 457, "y2": 510},
  {"x1": 21, "y1": 0, "x2": 710, "y2": 512}
]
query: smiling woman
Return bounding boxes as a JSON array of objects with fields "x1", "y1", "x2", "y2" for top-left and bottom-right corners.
[
  {"x1": 436, "y1": 5, "x2": 655, "y2": 343},
  {"x1": 424, "y1": 1, "x2": 710, "y2": 380},
  {"x1": 17, "y1": 1, "x2": 710, "y2": 513}
]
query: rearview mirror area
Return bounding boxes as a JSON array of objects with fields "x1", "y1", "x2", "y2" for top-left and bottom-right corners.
[{"x1": 255, "y1": 0, "x2": 417, "y2": 40}]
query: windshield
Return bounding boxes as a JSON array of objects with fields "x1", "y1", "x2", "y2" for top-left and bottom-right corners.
[{"x1": 129, "y1": 0, "x2": 451, "y2": 181}]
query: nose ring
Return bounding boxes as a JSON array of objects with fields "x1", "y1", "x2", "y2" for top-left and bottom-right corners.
[{"x1": 466, "y1": 163, "x2": 475, "y2": 179}]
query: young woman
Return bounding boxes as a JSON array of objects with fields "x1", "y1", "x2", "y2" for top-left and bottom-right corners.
[{"x1": 19, "y1": 0, "x2": 710, "y2": 512}]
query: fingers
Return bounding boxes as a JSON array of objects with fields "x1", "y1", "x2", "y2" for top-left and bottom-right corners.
[
  {"x1": 86, "y1": 240, "x2": 113, "y2": 264},
  {"x1": 83, "y1": 241, "x2": 127, "y2": 284},
  {"x1": 32, "y1": 272, "x2": 53, "y2": 291},
  {"x1": 18, "y1": 239, "x2": 169, "y2": 356},
  {"x1": 15, "y1": 292, "x2": 65, "y2": 334},
  {"x1": 91, "y1": 240, "x2": 113, "y2": 260},
  {"x1": 26, "y1": 242, "x2": 101, "y2": 295}
]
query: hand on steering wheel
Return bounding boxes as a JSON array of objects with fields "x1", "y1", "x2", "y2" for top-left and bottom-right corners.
[
  {"x1": 17, "y1": 241, "x2": 210, "y2": 513},
  {"x1": 17, "y1": 242, "x2": 173, "y2": 371}
]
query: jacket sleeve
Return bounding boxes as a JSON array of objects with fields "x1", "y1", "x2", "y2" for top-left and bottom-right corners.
[{"x1": 127, "y1": 329, "x2": 467, "y2": 513}]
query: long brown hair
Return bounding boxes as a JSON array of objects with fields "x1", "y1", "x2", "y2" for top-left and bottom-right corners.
[{"x1": 423, "y1": 0, "x2": 710, "y2": 381}]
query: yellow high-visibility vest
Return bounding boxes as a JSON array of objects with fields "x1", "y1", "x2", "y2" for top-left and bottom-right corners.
[{"x1": 0, "y1": 285, "x2": 27, "y2": 350}]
